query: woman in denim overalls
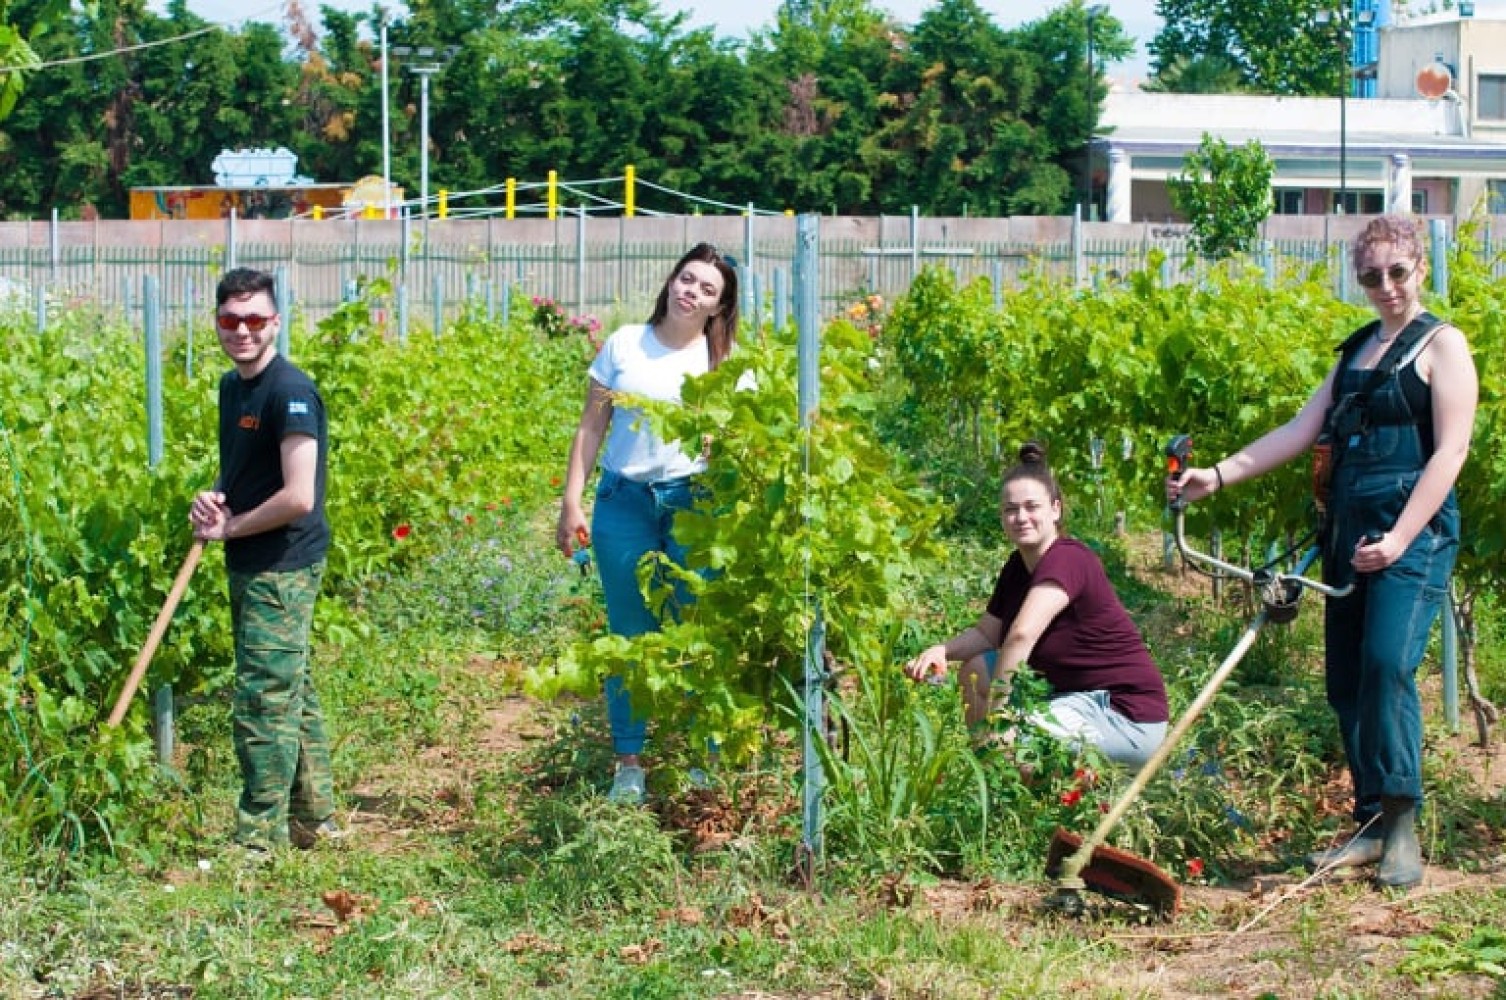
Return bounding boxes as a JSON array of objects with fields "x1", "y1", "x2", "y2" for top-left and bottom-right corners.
[
  {"x1": 1170, "y1": 215, "x2": 1477, "y2": 890},
  {"x1": 556, "y1": 244, "x2": 740, "y2": 804}
]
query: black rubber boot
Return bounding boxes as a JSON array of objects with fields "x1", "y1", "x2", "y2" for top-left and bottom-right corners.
[
  {"x1": 1376, "y1": 796, "x2": 1424, "y2": 889},
  {"x1": 1305, "y1": 823, "x2": 1383, "y2": 872}
]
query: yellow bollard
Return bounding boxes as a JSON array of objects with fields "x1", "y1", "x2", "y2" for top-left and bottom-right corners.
[
  {"x1": 506, "y1": 178, "x2": 516, "y2": 220},
  {"x1": 625, "y1": 164, "x2": 635, "y2": 218},
  {"x1": 312, "y1": 205, "x2": 324, "y2": 220},
  {"x1": 438, "y1": 189, "x2": 448, "y2": 219},
  {"x1": 547, "y1": 169, "x2": 557, "y2": 220}
]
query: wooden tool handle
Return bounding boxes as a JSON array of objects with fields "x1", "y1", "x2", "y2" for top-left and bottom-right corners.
[{"x1": 107, "y1": 540, "x2": 205, "y2": 728}]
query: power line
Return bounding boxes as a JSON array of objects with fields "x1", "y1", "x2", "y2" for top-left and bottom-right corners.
[{"x1": 0, "y1": 22, "x2": 228, "y2": 75}]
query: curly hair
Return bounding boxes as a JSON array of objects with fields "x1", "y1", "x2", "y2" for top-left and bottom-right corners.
[{"x1": 1351, "y1": 215, "x2": 1425, "y2": 272}]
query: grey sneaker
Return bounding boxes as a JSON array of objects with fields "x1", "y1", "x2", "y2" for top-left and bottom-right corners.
[
  {"x1": 290, "y1": 817, "x2": 350, "y2": 849},
  {"x1": 607, "y1": 765, "x2": 646, "y2": 805}
]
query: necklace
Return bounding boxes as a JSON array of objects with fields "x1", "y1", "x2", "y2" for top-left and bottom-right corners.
[{"x1": 1375, "y1": 307, "x2": 1422, "y2": 345}]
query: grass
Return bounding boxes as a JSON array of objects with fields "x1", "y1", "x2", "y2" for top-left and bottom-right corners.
[{"x1": 3, "y1": 509, "x2": 1505, "y2": 999}]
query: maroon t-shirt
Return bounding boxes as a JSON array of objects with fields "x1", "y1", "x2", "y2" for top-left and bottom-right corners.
[{"x1": 986, "y1": 537, "x2": 1168, "y2": 723}]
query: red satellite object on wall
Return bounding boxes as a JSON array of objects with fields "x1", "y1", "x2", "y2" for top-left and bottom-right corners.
[{"x1": 1416, "y1": 61, "x2": 1452, "y2": 99}]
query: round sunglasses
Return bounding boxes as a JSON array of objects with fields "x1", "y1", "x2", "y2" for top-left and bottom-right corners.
[{"x1": 1356, "y1": 261, "x2": 1417, "y2": 289}]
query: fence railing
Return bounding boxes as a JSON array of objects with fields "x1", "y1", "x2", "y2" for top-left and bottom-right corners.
[{"x1": 1, "y1": 213, "x2": 1502, "y2": 334}]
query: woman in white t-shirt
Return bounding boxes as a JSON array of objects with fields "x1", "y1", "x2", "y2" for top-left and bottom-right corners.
[{"x1": 555, "y1": 243, "x2": 740, "y2": 804}]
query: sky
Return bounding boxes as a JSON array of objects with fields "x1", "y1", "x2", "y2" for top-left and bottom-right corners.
[{"x1": 178, "y1": 0, "x2": 1163, "y2": 82}]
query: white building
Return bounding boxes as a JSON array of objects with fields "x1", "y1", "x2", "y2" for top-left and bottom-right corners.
[{"x1": 1093, "y1": 8, "x2": 1506, "y2": 222}]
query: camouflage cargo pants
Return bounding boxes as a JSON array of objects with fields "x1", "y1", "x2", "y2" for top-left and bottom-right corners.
[{"x1": 228, "y1": 561, "x2": 334, "y2": 848}]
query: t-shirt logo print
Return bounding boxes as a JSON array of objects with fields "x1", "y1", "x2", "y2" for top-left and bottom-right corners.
[{"x1": 288, "y1": 400, "x2": 309, "y2": 415}]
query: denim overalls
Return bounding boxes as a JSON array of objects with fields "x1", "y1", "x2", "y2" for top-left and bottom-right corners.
[{"x1": 1322, "y1": 315, "x2": 1458, "y2": 823}]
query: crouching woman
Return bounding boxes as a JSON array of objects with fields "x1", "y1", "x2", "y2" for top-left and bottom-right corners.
[{"x1": 904, "y1": 442, "x2": 1169, "y2": 770}]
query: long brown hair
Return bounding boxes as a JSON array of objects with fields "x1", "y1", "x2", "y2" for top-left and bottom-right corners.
[{"x1": 647, "y1": 242, "x2": 740, "y2": 369}]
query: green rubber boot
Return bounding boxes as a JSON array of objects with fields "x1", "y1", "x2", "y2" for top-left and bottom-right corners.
[
  {"x1": 1375, "y1": 796, "x2": 1424, "y2": 889},
  {"x1": 1305, "y1": 824, "x2": 1383, "y2": 872}
]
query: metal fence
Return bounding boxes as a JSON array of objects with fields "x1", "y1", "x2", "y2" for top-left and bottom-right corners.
[{"x1": 1, "y1": 212, "x2": 1502, "y2": 334}]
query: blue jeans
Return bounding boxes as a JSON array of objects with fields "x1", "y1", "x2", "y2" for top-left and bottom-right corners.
[
  {"x1": 592, "y1": 470, "x2": 697, "y2": 756},
  {"x1": 1323, "y1": 504, "x2": 1456, "y2": 823}
]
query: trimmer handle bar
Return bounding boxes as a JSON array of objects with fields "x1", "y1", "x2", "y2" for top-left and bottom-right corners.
[{"x1": 1171, "y1": 506, "x2": 1354, "y2": 601}]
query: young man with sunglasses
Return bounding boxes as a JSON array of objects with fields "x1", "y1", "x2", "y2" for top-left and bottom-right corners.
[
  {"x1": 1170, "y1": 215, "x2": 1477, "y2": 891},
  {"x1": 189, "y1": 267, "x2": 341, "y2": 856}
]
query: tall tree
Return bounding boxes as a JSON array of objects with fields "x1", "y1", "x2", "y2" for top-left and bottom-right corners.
[
  {"x1": 1149, "y1": 0, "x2": 1346, "y2": 96},
  {"x1": 1009, "y1": 1, "x2": 1133, "y2": 215}
]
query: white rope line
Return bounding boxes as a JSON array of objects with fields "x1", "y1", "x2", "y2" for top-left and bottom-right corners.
[{"x1": 0, "y1": 23, "x2": 225, "y2": 74}]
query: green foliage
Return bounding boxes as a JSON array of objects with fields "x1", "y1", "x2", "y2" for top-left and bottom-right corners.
[
  {"x1": 0, "y1": 0, "x2": 1138, "y2": 218},
  {"x1": 882, "y1": 256, "x2": 1361, "y2": 542},
  {"x1": 1167, "y1": 134, "x2": 1277, "y2": 260},
  {"x1": 815, "y1": 660, "x2": 990, "y2": 877},
  {"x1": 1399, "y1": 924, "x2": 1506, "y2": 982},
  {"x1": 0, "y1": 294, "x2": 585, "y2": 862},
  {"x1": 527, "y1": 294, "x2": 602, "y2": 344},
  {"x1": 1438, "y1": 217, "x2": 1506, "y2": 590},
  {"x1": 0, "y1": 304, "x2": 218, "y2": 862},
  {"x1": 532, "y1": 321, "x2": 945, "y2": 760},
  {"x1": 1150, "y1": 0, "x2": 1351, "y2": 96}
]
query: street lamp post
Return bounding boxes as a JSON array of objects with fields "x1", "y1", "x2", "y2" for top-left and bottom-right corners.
[
  {"x1": 391, "y1": 45, "x2": 457, "y2": 220},
  {"x1": 411, "y1": 61, "x2": 442, "y2": 219},
  {"x1": 1318, "y1": 6, "x2": 1376, "y2": 215},
  {"x1": 1082, "y1": 4, "x2": 1109, "y2": 221}
]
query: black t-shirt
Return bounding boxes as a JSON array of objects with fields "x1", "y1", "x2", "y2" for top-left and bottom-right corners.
[{"x1": 218, "y1": 354, "x2": 330, "y2": 573}]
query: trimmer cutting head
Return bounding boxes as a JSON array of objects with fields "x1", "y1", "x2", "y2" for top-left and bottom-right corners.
[{"x1": 1045, "y1": 827, "x2": 1182, "y2": 917}]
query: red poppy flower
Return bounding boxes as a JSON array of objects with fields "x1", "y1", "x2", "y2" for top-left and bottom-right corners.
[
  {"x1": 1059, "y1": 788, "x2": 1083, "y2": 807},
  {"x1": 550, "y1": 476, "x2": 562, "y2": 488},
  {"x1": 1187, "y1": 857, "x2": 1205, "y2": 878},
  {"x1": 392, "y1": 524, "x2": 412, "y2": 540}
]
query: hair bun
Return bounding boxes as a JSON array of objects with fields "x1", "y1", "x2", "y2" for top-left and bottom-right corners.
[{"x1": 1018, "y1": 440, "x2": 1047, "y2": 466}]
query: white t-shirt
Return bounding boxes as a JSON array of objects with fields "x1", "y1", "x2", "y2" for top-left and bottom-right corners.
[{"x1": 589, "y1": 323, "x2": 709, "y2": 481}]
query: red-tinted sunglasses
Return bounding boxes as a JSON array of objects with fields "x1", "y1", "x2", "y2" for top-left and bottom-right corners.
[{"x1": 216, "y1": 312, "x2": 277, "y2": 333}]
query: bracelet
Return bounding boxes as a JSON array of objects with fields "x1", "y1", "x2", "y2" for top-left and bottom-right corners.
[{"x1": 1213, "y1": 463, "x2": 1225, "y2": 491}]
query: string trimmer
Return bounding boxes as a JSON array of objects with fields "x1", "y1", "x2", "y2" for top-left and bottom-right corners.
[{"x1": 1044, "y1": 435, "x2": 1353, "y2": 917}]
